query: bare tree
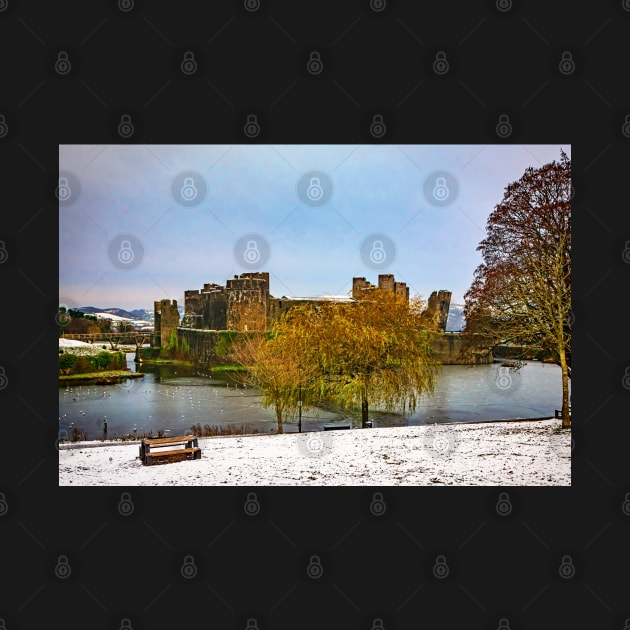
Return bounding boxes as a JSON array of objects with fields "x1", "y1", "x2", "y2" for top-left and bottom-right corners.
[{"x1": 463, "y1": 150, "x2": 571, "y2": 428}]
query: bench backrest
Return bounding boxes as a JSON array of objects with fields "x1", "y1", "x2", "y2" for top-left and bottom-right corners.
[{"x1": 143, "y1": 435, "x2": 196, "y2": 446}]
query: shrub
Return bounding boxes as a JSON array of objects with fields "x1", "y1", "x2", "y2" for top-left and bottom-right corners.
[{"x1": 59, "y1": 353, "x2": 78, "y2": 370}]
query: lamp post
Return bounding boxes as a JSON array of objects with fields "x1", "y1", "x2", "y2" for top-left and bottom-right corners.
[{"x1": 298, "y1": 364, "x2": 302, "y2": 433}]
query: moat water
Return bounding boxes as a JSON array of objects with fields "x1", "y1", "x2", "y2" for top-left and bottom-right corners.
[{"x1": 58, "y1": 354, "x2": 570, "y2": 441}]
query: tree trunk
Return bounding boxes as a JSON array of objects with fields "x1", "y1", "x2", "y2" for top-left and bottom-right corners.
[
  {"x1": 361, "y1": 393, "x2": 369, "y2": 429},
  {"x1": 276, "y1": 402, "x2": 283, "y2": 434},
  {"x1": 559, "y1": 347, "x2": 570, "y2": 429}
]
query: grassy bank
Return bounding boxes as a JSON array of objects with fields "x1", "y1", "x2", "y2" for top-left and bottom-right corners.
[
  {"x1": 59, "y1": 371, "x2": 144, "y2": 385},
  {"x1": 138, "y1": 358, "x2": 196, "y2": 366}
]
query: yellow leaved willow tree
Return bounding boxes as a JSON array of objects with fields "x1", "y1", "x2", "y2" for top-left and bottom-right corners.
[{"x1": 231, "y1": 289, "x2": 440, "y2": 433}]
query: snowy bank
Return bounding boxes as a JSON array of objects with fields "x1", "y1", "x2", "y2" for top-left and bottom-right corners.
[{"x1": 59, "y1": 418, "x2": 571, "y2": 486}]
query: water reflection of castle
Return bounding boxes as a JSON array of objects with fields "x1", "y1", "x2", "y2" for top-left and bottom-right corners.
[{"x1": 170, "y1": 272, "x2": 451, "y2": 333}]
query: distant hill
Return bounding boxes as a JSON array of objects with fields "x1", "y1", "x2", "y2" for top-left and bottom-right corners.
[
  {"x1": 445, "y1": 304, "x2": 465, "y2": 332},
  {"x1": 77, "y1": 307, "x2": 151, "y2": 321}
]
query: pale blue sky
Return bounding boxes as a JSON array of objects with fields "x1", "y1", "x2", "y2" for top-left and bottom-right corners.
[{"x1": 59, "y1": 144, "x2": 570, "y2": 311}]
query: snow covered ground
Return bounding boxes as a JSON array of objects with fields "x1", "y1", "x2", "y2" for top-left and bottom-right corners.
[
  {"x1": 59, "y1": 338, "x2": 138, "y2": 355},
  {"x1": 58, "y1": 418, "x2": 571, "y2": 486}
]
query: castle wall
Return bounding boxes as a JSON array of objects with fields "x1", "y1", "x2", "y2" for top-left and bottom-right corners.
[
  {"x1": 176, "y1": 272, "x2": 446, "y2": 338},
  {"x1": 161, "y1": 329, "x2": 494, "y2": 367},
  {"x1": 427, "y1": 332, "x2": 493, "y2": 365}
]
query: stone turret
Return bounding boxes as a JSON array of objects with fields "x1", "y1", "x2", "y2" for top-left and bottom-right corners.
[
  {"x1": 423, "y1": 290, "x2": 451, "y2": 332},
  {"x1": 353, "y1": 274, "x2": 409, "y2": 302},
  {"x1": 226, "y1": 272, "x2": 270, "y2": 331},
  {"x1": 153, "y1": 299, "x2": 180, "y2": 347}
]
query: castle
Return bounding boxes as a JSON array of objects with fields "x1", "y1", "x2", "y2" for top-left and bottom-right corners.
[{"x1": 154, "y1": 272, "x2": 452, "y2": 347}]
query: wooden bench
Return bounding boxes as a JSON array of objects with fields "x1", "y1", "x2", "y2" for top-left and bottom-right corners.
[
  {"x1": 323, "y1": 423, "x2": 353, "y2": 431},
  {"x1": 139, "y1": 435, "x2": 201, "y2": 465}
]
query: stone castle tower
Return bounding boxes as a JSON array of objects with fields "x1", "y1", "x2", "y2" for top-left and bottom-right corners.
[
  {"x1": 422, "y1": 290, "x2": 452, "y2": 332},
  {"x1": 352, "y1": 274, "x2": 409, "y2": 302},
  {"x1": 226, "y1": 272, "x2": 270, "y2": 331},
  {"x1": 153, "y1": 299, "x2": 180, "y2": 347}
]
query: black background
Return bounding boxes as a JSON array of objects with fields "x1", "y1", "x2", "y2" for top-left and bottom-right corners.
[{"x1": 1, "y1": 0, "x2": 628, "y2": 628}]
